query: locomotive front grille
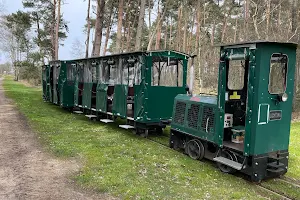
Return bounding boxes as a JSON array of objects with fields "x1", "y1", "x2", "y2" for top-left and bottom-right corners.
[
  {"x1": 173, "y1": 101, "x2": 186, "y2": 125},
  {"x1": 187, "y1": 104, "x2": 200, "y2": 129},
  {"x1": 201, "y1": 106, "x2": 215, "y2": 133}
]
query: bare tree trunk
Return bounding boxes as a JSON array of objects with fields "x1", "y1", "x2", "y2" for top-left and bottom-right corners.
[
  {"x1": 85, "y1": 0, "x2": 91, "y2": 58},
  {"x1": 291, "y1": 0, "x2": 298, "y2": 42},
  {"x1": 51, "y1": 0, "x2": 56, "y2": 60},
  {"x1": 164, "y1": 24, "x2": 168, "y2": 49},
  {"x1": 195, "y1": 4, "x2": 201, "y2": 51},
  {"x1": 147, "y1": 0, "x2": 169, "y2": 51},
  {"x1": 187, "y1": 14, "x2": 195, "y2": 53},
  {"x1": 266, "y1": 0, "x2": 271, "y2": 40},
  {"x1": 116, "y1": 0, "x2": 124, "y2": 53},
  {"x1": 176, "y1": 4, "x2": 182, "y2": 51},
  {"x1": 183, "y1": 13, "x2": 188, "y2": 52},
  {"x1": 243, "y1": 0, "x2": 249, "y2": 41},
  {"x1": 211, "y1": 20, "x2": 215, "y2": 45},
  {"x1": 155, "y1": 2, "x2": 162, "y2": 50},
  {"x1": 169, "y1": 17, "x2": 172, "y2": 49},
  {"x1": 54, "y1": 0, "x2": 61, "y2": 60},
  {"x1": 103, "y1": 8, "x2": 114, "y2": 56},
  {"x1": 135, "y1": 0, "x2": 146, "y2": 51},
  {"x1": 234, "y1": 18, "x2": 237, "y2": 43},
  {"x1": 221, "y1": 14, "x2": 228, "y2": 43},
  {"x1": 92, "y1": 0, "x2": 105, "y2": 57}
]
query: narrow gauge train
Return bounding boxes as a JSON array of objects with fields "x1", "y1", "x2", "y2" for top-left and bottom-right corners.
[{"x1": 42, "y1": 41, "x2": 297, "y2": 182}]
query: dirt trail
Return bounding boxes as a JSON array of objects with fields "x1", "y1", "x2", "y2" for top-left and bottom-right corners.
[{"x1": 0, "y1": 78, "x2": 114, "y2": 200}]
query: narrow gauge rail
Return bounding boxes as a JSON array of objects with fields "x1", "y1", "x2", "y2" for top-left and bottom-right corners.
[
  {"x1": 42, "y1": 41, "x2": 297, "y2": 182},
  {"x1": 257, "y1": 184, "x2": 293, "y2": 200}
]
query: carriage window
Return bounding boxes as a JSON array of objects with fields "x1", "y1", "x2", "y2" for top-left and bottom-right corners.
[
  {"x1": 78, "y1": 65, "x2": 84, "y2": 82},
  {"x1": 152, "y1": 56, "x2": 183, "y2": 87},
  {"x1": 84, "y1": 64, "x2": 92, "y2": 82},
  {"x1": 42, "y1": 67, "x2": 46, "y2": 81},
  {"x1": 227, "y1": 60, "x2": 245, "y2": 90},
  {"x1": 67, "y1": 64, "x2": 74, "y2": 81},
  {"x1": 100, "y1": 61, "x2": 109, "y2": 83},
  {"x1": 92, "y1": 65, "x2": 97, "y2": 82},
  {"x1": 269, "y1": 54, "x2": 287, "y2": 94},
  {"x1": 135, "y1": 56, "x2": 142, "y2": 85},
  {"x1": 107, "y1": 59, "x2": 120, "y2": 85}
]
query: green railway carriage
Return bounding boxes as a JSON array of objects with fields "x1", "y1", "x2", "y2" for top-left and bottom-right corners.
[
  {"x1": 170, "y1": 41, "x2": 297, "y2": 181},
  {"x1": 42, "y1": 64, "x2": 50, "y2": 101},
  {"x1": 42, "y1": 60, "x2": 75, "y2": 108},
  {"x1": 73, "y1": 51, "x2": 189, "y2": 135}
]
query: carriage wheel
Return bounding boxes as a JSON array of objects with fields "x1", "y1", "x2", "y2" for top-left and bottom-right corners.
[
  {"x1": 169, "y1": 133, "x2": 180, "y2": 150},
  {"x1": 156, "y1": 127, "x2": 163, "y2": 134},
  {"x1": 217, "y1": 149, "x2": 237, "y2": 174},
  {"x1": 135, "y1": 128, "x2": 149, "y2": 138},
  {"x1": 140, "y1": 129, "x2": 149, "y2": 138},
  {"x1": 186, "y1": 139, "x2": 204, "y2": 160}
]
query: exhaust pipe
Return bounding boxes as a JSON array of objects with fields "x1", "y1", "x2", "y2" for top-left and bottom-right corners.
[{"x1": 189, "y1": 55, "x2": 197, "y2": 95}]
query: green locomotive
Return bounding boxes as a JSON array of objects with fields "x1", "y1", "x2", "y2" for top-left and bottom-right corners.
[{"x1": 170, "y1": 41, "x2": 297, "y2": 181}]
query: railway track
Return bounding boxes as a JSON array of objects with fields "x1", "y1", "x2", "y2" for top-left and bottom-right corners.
[
  {"x1": 146, "y1": 134, "x2": 299, "y2": 200},
  {"x1": 257, "y1": 183, "x2": 295, "y2": 200}
]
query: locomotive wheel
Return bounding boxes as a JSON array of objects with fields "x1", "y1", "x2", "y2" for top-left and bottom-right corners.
[
  {"x1": 186, "y1": 139, "x2": 204, "y2": 160},
  {"x1": 217, "y1": 150, "x2": 237, "y2": 174}
]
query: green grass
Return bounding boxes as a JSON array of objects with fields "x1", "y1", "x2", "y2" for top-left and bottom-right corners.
[{"x1": 3, "y1": 77, "x2": 300, "y2": 199}]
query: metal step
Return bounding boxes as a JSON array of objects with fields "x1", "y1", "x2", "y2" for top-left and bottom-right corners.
[
  {"x1": 269, "y1": 156, "x2": 285, "y2": 160},
  {"x1": 267, "y1": 162, "x2": 284, "y2": 169},
  {"x1": 127, "y1": 117, "x2": 134, "y2": 121},
  {"x1": 78, "y1": 105, "x2": 83, "y2": 108},
  {"x1": 119, "y1": 125, "x2": 135, "y2": 129},
  {"x1": 100, "y1": 119, "x2": 114, "y2": 123},
  {"x1": 73, "y1": 111, "x2": 83, "y2": 114},
  {"x1": 267, "y1": 168, "x2": 285, "y2": 173},
  {"x1": 91, "y1": 108, "x2": 97, "y2": 111},
  {"x1": 213, "y1": 156, "x2": 243, "y2": 170},
  {"x1": 85, "y1": 115, "x2": 97, "y2": 119}
]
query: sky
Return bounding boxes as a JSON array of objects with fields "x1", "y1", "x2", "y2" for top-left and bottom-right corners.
[{"x1": 0, "y1": 0, "x2": 89, "y2": 63}]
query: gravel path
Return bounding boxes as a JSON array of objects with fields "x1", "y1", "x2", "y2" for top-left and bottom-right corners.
[{"x1": 0, "y1": 78, "x2": 113, "y2": 200}]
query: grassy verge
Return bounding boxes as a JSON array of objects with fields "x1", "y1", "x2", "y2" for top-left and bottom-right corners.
[{"x1": 3, "y1": 77, "x2": 300, "y2": 199}]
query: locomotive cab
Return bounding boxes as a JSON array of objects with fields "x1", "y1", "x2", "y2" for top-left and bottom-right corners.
[{"x1": 170, "y1": 41, "x2": 297, "y2": 181}]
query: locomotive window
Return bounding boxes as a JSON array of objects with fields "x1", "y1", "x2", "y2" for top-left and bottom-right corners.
[
  {"x1": 67, "y1": 64, "x2": 74, "y2": 81},
  {"x1": 227, "y1": 60, "x2": 245, "y2": 90},
  {"x1": 152, "y1": 56, "x2": 183, "y2": 87},
  {"x1": 269, "y1": 54, "x2": 288, "y2": 94}
]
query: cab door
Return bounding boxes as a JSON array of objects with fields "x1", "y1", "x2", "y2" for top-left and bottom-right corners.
[{"x1": 254, "y1": 47, "x2": 296, "y2": 155}]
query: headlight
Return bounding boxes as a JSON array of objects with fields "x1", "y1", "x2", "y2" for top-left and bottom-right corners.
[{"x1": 281, "y1": 93, "x2": 288, "y2": 102}]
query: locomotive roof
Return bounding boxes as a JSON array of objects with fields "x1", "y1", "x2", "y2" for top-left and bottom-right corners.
[{"x1": 216, "y1": 40, "x2": 297, "y2": 48}]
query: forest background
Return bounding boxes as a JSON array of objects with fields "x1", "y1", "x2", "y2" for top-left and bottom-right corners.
[{"x1": 0, "y1": 0, "x2": 299, "y2": 107}]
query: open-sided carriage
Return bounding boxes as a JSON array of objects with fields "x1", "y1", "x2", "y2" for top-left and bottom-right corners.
[
  {"x1": 42, "y1": 60, "x2": 75, "y2": 108},
  {"x1": 73, "y1": 51, "x2": 189, "y2": 135},
  {"x1": 170, "y1": 41, "x2": 297, "y2": 181},
  {"x1": 42, "y1": 64, "x2": 50, "y2": 101}
]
